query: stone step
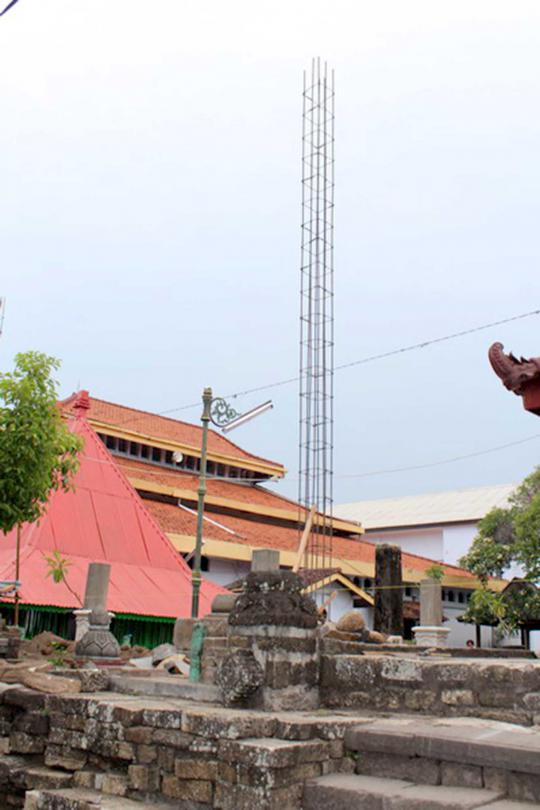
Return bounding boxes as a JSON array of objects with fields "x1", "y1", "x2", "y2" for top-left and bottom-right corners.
[
  {"x1": 24, "y1": 787, "x2": 180, "y2": 810},
  {"x1": 0, "y1": 755, "x2": 74, "y2": 791},
  {"x1": 344, "y1": 717, "x2": 540, "y2": 803},
  {"x1": 345, "y1": 716, "x2": 540, "y2": 775},
  {"x1": 302, "y1": 773, "x2": 512, "y2": 809},
  {"x1": 109, "y1": 674, "x2": 220, "y2": 703}
]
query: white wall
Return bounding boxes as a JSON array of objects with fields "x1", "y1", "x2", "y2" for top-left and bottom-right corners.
[
  {"x1": 443, "y1": 604, "x2": 477, "y2": 647},
  {"x1": 366, "y1": 527, "x2": 444, "y2": 561},
  {"x1": 316, "y1": 583, "x2": 354, "y2": 623},
  {"x1": 442, "y1": 524, "x2": 477, "y2": 566},
  {"x1": 206, "y1": 557, "x2": 250, "y2": 587}
]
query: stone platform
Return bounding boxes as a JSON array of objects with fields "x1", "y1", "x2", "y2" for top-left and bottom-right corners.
[{"x1": 0, "y1": 677, "x2": 538, "y2": 808}]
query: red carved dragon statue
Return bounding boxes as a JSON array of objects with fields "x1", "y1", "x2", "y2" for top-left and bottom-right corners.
[{"x1": 489, "y1": 342, "x2": 540, "y2": 396}]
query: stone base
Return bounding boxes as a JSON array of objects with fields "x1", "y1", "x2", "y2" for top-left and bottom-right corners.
[
  {"x1": 73, "y1": 609, "x2": 91, "y2": 642},
  {"x1": 173, "y1": 617, "x2": 197, "y2": 652},
  {"x1": 0, "y1": 626, "x2": 21, "y2": 659},
  {"x1": 412, "y1": 626, "x2": 451, "y2": 648},
  {"x1": 227, "y1": 625, "x2": 320, "y2": 711}
]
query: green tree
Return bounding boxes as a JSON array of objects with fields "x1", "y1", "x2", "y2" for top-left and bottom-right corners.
[
  {"x1": 0, "y1": 352, "x2": 83, "y2": 624},
  {"x1": 460, "y1": 467, "x2": 540, "y2": 634}
]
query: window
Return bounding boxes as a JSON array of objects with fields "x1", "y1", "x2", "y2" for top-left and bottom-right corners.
[
  {"x1": 118, "y1": 439, "x2": 127, "y2": 453},
  {"x1": 184, "y1": 554, "x2": 209, "y2": 572},
  {"x1": 447, "y1": 590, "x2": 455, "y2": 603},
  {"x1": 458, "y1": 592, "x2": 464, "y2": 604},
  {"x1": 106, "y1": 435, "x2": 117, "y2": 451},
  {"x1": 152, "y1": 447, "x2": 162, "y2": 463}
]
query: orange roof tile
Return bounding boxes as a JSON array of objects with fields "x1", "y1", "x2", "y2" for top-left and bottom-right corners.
[
  {"x1": 61, "y1": 394, "x2": 284, "y2": 472},
  {"x1": 114, "y1": 457, "x2": 304, "y2": 514},
  {"x1": 144, "y1": 499, "x2": 475, "y2": 582}
]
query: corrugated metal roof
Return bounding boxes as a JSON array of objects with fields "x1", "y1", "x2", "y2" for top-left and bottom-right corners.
[
  {"x1": 335, "y1": 484, "x2": 516, "y2": 530},
  {"x1": 0, "y1": 414, "x2": 224, "y2": 618}
]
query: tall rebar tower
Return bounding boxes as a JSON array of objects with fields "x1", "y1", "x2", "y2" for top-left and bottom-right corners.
[{"x1": 299, "y1": 58, "x2": 335, "y2": 572}]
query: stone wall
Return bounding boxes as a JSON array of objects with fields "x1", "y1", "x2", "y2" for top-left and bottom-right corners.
[
  {"x1": 0, "y1": 685, "x2": 357, "y2": 809},
  {"x1": 320, "y1": 653, "x2": 540, "y2": 725}
]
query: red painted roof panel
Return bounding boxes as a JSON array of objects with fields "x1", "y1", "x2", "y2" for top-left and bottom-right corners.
[{"x1": 0, "y1": 416, "x2": 224, "y2": 618}]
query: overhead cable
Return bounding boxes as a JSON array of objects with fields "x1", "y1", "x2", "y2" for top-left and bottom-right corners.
[{"x1": 113, "y1": 307, "x2": 540, "y2": 426}]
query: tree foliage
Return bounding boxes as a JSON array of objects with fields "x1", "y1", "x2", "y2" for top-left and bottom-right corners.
[
  {"x1": 0, "y1": 352, "x2": 83, "y2": 534},
  {"x1": 459, "y1": 467, "x2": 540, "y2": 631}
]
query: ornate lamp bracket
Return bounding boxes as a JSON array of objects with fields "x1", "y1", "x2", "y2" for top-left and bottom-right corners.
[{"x1": 209, "y1": 398, "x2": 240, "y2": 428}]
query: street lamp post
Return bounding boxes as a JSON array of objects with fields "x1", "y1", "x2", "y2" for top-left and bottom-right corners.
[
  {"x1": 190, "y1": 389, "x2": 273, "y2": 619},
  {"x1": 191, "y1": 387, "x2": 213, "y2": 619},
  {"x1": 188, "y1": 389, "x2": 273, "y2": 682}
]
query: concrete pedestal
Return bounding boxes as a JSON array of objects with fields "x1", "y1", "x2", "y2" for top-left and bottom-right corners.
[
  {"x1": 73, "y1": 609, "x2": 91, "y2": 641},
  {"x1": 413, "y1": 626, "x2": 451, "y2": 647},
  {"x1": 229, "y1": 624, "x2": 319, "y2": 711}
]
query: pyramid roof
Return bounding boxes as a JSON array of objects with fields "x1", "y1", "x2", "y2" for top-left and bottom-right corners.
[{"x1": 0, "y1": 404, "x2": 224, "y2": 618}]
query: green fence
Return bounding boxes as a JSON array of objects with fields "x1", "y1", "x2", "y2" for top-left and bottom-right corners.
[{"x1": 0, "y1": 603, "x2": 174, "y2": 649}]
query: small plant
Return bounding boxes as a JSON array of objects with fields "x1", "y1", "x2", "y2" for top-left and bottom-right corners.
[
  {"x1": 425, "y1": 564, "x2": 444, "y2": 583},
  {"x1": 43, "y1": 550, "x2": 82, "y2": 607}
]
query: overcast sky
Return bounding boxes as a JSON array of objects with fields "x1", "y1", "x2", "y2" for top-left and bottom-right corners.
[{"x1": 1, "y1": 1, "x2": 540, "y2": 504}]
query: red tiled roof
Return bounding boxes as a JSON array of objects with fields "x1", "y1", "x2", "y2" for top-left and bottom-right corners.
[
  {"x1": 143, "y1": 500, "x2": 475, "y2": 581},
  {"x1": 0, "y1": 415, "x2": 224, "y2": 618},
  {"x1": 114, "y1": 457, "x2": 309, "y2": 516},
  {"x1": 61, "y1": 394, "x2": 284, "y2": 472}
]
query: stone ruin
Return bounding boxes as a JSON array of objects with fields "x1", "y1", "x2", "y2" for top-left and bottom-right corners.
[{"x1": 1, "y1": 549, "x2": 540, "y2": 808}]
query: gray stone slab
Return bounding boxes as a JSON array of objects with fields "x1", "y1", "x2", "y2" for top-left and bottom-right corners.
[
  {"x1": 415, "y1": 728, "x2": 540, "y2": 774},
  {"x1": 251, "y1": 548, "x2": 280, "y2": 572},
  {"x1": 303, "y1": 774, "x2": 413, "y2": 810},
  {"x1": 345, "y1": 720, "x2": 540, "y2": 775},
  {"x1": 345, "y1": 725, "x2": 415, "y2": 754},
  {"x1": 484, "y1": 799, "x2": 537, "y2": 810},
  {"x1": 384, "y1": 784, "x2": 503, "y2": 810},
  {"x1": 31, "y1": 788, "x2": 180, "y2": 809},
  {"x1": 109, "y1": 675, "x2": 220, "y2": 703}
]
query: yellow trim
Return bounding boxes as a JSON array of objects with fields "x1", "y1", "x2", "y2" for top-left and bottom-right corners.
[
  {"x1": 89, "y1": 419, "x2": 285, "y2": 478},
  {"x1": 166, "y1": 533, "x2": 490, "y2": 589},
  {"x1": 128, "y1": 476, "x2": 364, "y2": 534},
  {"x1": 303, "y1": 573, "x2": 374, "y2": 606}
]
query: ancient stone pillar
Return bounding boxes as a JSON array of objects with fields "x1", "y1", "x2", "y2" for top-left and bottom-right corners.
[
  {"x1": 83, "y1": 563, "x2": 112, "y2": 610},
  {"x1": 420, "y1": 577, "x2": 442, "y2": 626},
  {"x1": 74, "y1": 562, "x2": 113, "y2": 641},
  {"x1": 75, "y1": 563, "x2": 120, "y2": 664},
  {"x1": 217, "y1": 551, "x2": 320, "y2": 711},
  {"x1": 413, "y1": 577, "x2": 450, "y2": 647},
  {"x1": 373, "y1": 544, "x2": 403, "y2": 637}
]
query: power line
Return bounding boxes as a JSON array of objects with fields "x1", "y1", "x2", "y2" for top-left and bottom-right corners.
[
  {"x1": 113, "y1": 307, "x2": 540, "y2": 426},
  {"x1": 337, "y1": 433, "x2": 540, "y2": 479},
  {"x1": 0, "y1": 0, "x2": 20, "y2": 16}
]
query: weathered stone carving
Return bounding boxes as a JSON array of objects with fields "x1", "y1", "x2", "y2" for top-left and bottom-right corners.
[
  {"x1": 489, "y1": 342, "x2": 540, "y2": 395},
  {"x1": 216, "y1": 649, "x2": 264, "y2": 706},
  {"x1": 229, "y1": 571, "x2": 318, "y2": 629},
  {"x1": 75, "y1": 607, "x2": 120, "y2": 662}
]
